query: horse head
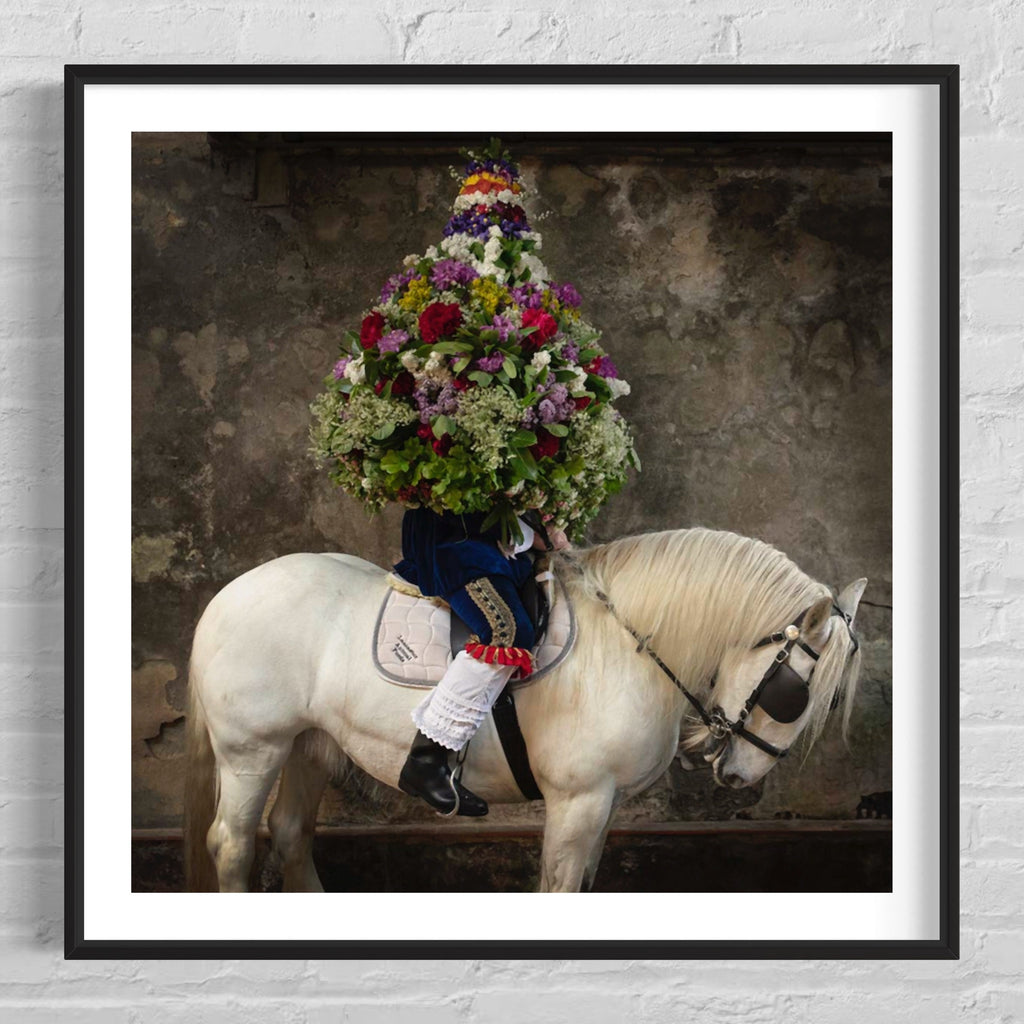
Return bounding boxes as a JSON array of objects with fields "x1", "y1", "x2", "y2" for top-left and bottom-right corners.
[{"x1": 702, "y1": 577, "x2": 867, "y2": 788}]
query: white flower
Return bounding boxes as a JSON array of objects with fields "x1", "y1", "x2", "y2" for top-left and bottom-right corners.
[
  {"x1": 519, "y1": 252, "x2": 549, "y2": 284},
  {"x1": 531, "y1": 351, "x2": 551, "y2": 370},
  {"x1": 402, "y1": 253, "x2": 420, "y2": 268},
  {"x1": 424, "y1": 350, "x2": 445, "y2": 372},
  {"x1": 607, "y1": 378, "x2": 632, "y2": 400},
  {"x1": 569, "y1": 367, "x2": 589, "y2": 393},
  {"x1": 361, "y1": 477, "x2": 372, "y2": 490},
  {"x1": 483, "y1": 235, "x2": 503, "y2": 265},
  {"x1": 345, "y1": 355, "x2": 366, "y2": 385},
  {"x1": 400, "y1": 350, "x2": 422, "y2": 372}
]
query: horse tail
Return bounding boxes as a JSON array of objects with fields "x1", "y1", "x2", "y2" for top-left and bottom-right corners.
[{"x1": 184, "y1": 667, "x2": 218, "y2": 892}]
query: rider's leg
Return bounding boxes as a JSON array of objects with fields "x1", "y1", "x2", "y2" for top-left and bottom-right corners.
[{"x1": 399, "y1": 574, "x2": 535, "y2": 816}]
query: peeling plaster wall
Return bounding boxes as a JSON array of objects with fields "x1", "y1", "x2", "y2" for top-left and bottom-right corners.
[{"x1": 131, "y1": 133, "x2": 892, "y2": 829}]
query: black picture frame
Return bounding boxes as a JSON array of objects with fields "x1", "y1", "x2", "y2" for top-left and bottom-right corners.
[{"x1": 65, "y1": 63, "x2": 958, "y2": 960}]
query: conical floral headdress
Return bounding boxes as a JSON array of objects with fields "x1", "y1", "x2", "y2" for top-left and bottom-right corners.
[{"x1": 311, "y1": 139, "x2": 637, "y2": 541}]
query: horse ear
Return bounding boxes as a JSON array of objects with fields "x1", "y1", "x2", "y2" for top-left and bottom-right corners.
[
  {"x1": 802, "y1": 595, "x2": 835, "y2": 649},
  {"x1": 836, "y1": 578, "x2": 868, "y2": 625}
]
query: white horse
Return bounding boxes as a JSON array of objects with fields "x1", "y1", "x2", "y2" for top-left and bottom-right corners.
[{"x1": 184, "y1": 527, "x2": 866, "y2": 893}]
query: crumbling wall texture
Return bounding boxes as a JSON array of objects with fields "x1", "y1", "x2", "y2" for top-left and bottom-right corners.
[{"x1": 131, "y1": 133, "x2": 892, "y2": 829}]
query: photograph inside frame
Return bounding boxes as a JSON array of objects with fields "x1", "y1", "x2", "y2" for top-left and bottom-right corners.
[{"x1": 130, "y1": 131, "x2": 892, "y2": 895}]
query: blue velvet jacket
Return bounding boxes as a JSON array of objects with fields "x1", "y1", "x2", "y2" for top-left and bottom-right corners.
[{"x1": 393, "y1": 508, "x2": 533, "y2": 600}]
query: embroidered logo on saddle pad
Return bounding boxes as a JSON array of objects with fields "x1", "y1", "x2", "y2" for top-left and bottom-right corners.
[{"x1": 373, "y1": 575, "x2": 576, "y2": 689}]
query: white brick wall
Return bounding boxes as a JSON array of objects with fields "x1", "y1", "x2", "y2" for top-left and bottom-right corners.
[{"x1": 0, "y1": 0, "x2": 1015, "y2": 1018}]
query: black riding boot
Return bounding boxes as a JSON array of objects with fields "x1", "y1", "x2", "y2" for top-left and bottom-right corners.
[{"x1": 398, "y1": 730, "x2": 488, "y2": 817}]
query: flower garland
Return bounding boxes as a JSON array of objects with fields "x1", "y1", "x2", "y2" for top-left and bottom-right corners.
[{"x1": 310, "y1": 139, "x2": 639, "y2": 542}]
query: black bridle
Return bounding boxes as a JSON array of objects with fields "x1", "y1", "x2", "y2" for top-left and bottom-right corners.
[{"x1": 593, "y1": 590, "x2": 859, "y2": 760}]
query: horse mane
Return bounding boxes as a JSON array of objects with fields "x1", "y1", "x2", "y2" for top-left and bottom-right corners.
[{"x1": 558, "y1": 527, "x2": 861, "y2": 750}]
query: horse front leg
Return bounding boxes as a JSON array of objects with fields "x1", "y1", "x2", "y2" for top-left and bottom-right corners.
[{"x1": 539, "y1": 789, "x2": 615, "y2": 893}]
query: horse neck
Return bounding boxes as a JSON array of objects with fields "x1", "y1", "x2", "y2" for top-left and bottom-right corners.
[{"x1": 570, "y1": 529, "x2": 820, "y2": 697}]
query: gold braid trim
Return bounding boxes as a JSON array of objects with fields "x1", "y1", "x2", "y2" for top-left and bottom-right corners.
[
  {"x1": 385, "y1": 572, "x2": 449, "y2": 609},
  {"x1": 464, "y1": 578, "x2": 516, "y2": 647}
]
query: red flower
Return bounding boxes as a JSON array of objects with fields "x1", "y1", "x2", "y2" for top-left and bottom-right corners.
[
  {"x1": 452, "y1": 376, "x2": 471, "y2": 391},
  {"x1": 573, "y1": 396, "x2": 592, "y2": 411},
  {"x1": 417, "y1": 424, "x2": 434, "y2": 441},
  {"x1": 360, "y1": 311, "x2": 386, "y2": 349},
  {"x1": 431, "y1": 433, "x2": 453, "y2": 457},
  {"x1": 419, "y1": 302, "x2": 463, "y2": 344},
  {"x1": 391, "y1": 371, "x2": 415, "y2": 397},
  {"x1": 529, "y1": 428, "x2": 560, "y2": 460},
  {"x1": 520, "y1": 308, "x2": 557, "y2": 353}
]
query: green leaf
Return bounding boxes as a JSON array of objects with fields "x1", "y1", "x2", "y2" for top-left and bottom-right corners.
[
  {"x1": 430, "y1": 340, "x2": 475, "y2": 355},
  {"x1": 578, "y1": 348, "x2": 601, "y2": 364},
  {"x1": 546, "y1": 423, "x2": 569, "y2": 437},
  {"x1": 502, "y1": 358, "x2": 517, "y2": 378},
  {"x1": 364, "y1": 359, "x2": 379, "y2": 386},
  {"x1": 509, "y1": 456, "x2": 538, "y2": 482},
  {"x1": 468, "y1": 371, "x2": 493, "y2": 387},
  {"x1": 344, "y1": 330, "x2": 361, "y2": 354},
  {"x1": 432, "y1": 415, "x2": 454, "y2": 439},
  {"x1": 374, "y1": 421, "x2": 396, "y2": 441},
  {"x1": 511, "y1": 429, "x2": 538, "y2": 448},
  {"x1": 480, "y1": 506, "x2": 503, "y2": 533},
  {"x1": 453, "y1": 356, "x2": 472, "y2": 375},
  {"x1": 518, "y1": 449, "x2": 540, "y2": 476},
  {"x1": 470, "y1": 242, "x2": 485, "y2": 260}
]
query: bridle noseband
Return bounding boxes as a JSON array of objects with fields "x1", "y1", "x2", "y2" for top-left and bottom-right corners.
[{"x1": 594, "y1": 590, "x2": 859, "y2": 760}]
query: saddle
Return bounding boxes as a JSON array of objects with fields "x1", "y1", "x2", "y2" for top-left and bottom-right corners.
[{"x1": 373, "y1": 559, "x2": 577, "y2": 689}]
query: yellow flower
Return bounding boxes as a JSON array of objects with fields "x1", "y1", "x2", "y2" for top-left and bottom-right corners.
[
  {"x1": 398, "y1": 276, "x2": 433, "y2": 313},
  {"x1": 470, "y1": 278, "x2": 509, "y2": 317}
]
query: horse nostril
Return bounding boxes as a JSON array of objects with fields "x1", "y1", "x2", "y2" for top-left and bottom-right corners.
[{"x1": 723, "y1": 771, "x2": 744, "y2": 788}]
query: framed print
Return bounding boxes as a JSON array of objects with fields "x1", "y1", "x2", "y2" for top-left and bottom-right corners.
[{"x1": 66, "y1": 65, "x2": 958, "y2": 958}]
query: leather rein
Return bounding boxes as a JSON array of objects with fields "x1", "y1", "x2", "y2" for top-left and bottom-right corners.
[{"x1": 592, "y1": 588, "x2": 858, "y2": 760}]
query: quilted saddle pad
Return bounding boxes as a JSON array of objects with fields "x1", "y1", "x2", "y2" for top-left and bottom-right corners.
[{"x1": 373, "y1": 574, "x2": 577, "y2": 689}]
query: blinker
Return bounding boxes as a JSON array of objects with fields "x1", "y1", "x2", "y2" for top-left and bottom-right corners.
[{"x1": 754, "y1": 660, "x2": 810, "y2": 724}]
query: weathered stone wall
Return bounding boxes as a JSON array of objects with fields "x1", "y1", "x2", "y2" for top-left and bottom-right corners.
[{"x1": 131, "y1": 133, "x2": 892, "y2": 829}]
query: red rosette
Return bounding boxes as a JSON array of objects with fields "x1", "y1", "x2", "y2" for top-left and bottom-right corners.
[
  {"x1": 419, "y1": 302, "x2": 463, "y2": 344},
  {"x1": 520, "y1": 308, "x2": 558, "y2": 353},
  {"x1": 360, "y1": 311, "x2": 385, "y2": 349},
  {"x1": 529, "y1": 428, "x2": 560, "y2": 461}
]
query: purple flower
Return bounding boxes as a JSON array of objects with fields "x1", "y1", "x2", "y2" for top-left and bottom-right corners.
[
  {"x1": 553, "y1": 282, "x2": 582, "y2": 307},
  {"x1": 431, "y1": 259, "x2": 478, "y2": 290},
  {"x1": 589, "y1": 355, "x2": 618, "y2": 379},
  {"x1": 333, "y1": 356, "x2": 351, "y2": 379},
  {"x1": 443, "y1": 211, "x2": 492, "y2": 240},
  {"x1": 377, "y1": 330, "x2": 409, "y2": 354},
  {"x1": 380, "y1": 269, "x2": 415, "y2": 303},
  {"x1": 561, "y1": 340, "x2": 580, "y2": 363},
  {"x1": 538, "y1": 384, "x2": 573, "y2": 424},
  {"x1": 490, "y1": 315, "x2": 516, "y2": 343},
  {"x1": 510, "y1": 284, "x2": 543, "y2": 309},
  {"x1": 475, "y1": 352, "x2": 506, "y2": 373},
  {"x1": 522, "y1": 383, "x2": 574, "y2": 429},
  {"x1": 414, "y1": 380, "x2": 461, "y2": 424}
]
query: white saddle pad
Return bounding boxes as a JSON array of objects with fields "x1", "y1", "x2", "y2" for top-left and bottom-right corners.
[{"x1": 373, "y1": 574, "x2": 576, "y2": 689}]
